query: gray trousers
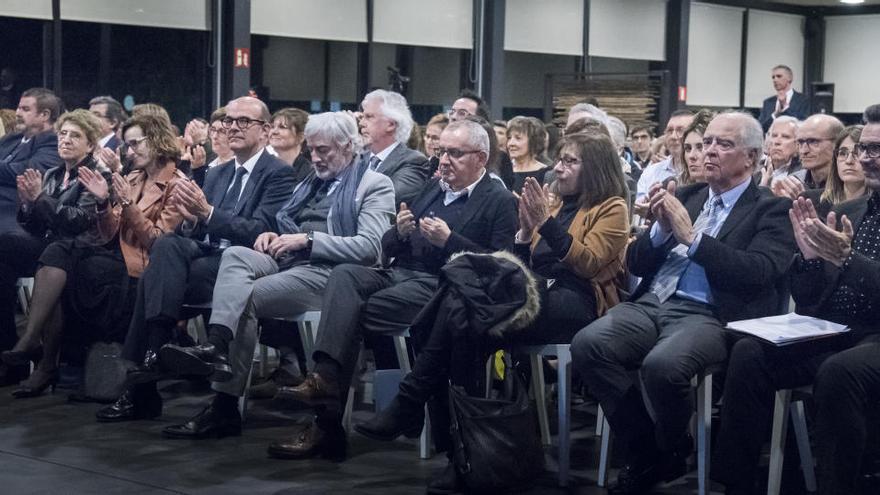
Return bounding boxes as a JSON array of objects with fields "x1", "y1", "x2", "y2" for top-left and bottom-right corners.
[
  {"x1": 208, "y1": 246, "x2": 332, "y2": 397},
  {"x1": 570, "y1": 293, "x2": 729, "y2": 451}
]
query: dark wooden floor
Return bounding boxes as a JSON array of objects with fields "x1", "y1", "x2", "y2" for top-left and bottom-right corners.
[{"x1": 0, "y1": 367, "x2": 730, "y2": 495}]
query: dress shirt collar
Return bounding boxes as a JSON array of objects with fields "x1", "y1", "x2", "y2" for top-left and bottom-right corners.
[
  {"x1": 98, "y1": 133, "x2": 115, "y2": 147},
  {"x1": 371, "y1": 141, "x2": 399, "y2": 163},
  {"x1": 441, "y1": 169, "x2": 485, "y2": 205},
  {"x1": 709, "y1": 175, "x2": 751, "y2": 211},
  {"x1": 234, "y1": 147, "x2": 264, "y2": 175}
]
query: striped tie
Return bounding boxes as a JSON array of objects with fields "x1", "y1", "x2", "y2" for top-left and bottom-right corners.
[{"x1": 649, "y1": 196, "x2": 724, "y2": 303}]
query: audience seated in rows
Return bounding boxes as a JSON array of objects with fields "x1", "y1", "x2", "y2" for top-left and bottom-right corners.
[
  {"x1": 571, "y1": 111, "x2": 796, "y2": 494},
  {"x1": 283, "y1": 118, "x2": 516, "y2": 461},
  {"x1": 94, "y1": 96, "x2": 296, "y2": 423},
  {"x1": 355, "y1": 131, "x2": 630, "y2": 492},
  {"x1": 714, "y1": 104, "x2": 880, "y2": 495},
  {"x1": 0, "y1": 109, "x2": 111, "y2": 387}
]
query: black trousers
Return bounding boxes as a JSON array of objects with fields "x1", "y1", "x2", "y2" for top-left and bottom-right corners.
[
  {"x1": 570, "y1": 293, "x2": 728, "y2": 452},
  {"x1": 712, "y1": 332, "x2": 880, "y2": 495},
  {"x1": 0, "y1": 231, "x2": 47, "y2": 352},
  {"x1": 312, "y1": 264, "x2": 438, "y2": 403},
  {"x1": 121, "y1": 234, "x2": 222, "y2": 363},
  {"x1": 401, "y1": 280, "x2": 596, "y2": 454}
]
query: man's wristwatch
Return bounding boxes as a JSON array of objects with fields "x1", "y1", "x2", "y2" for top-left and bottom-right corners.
[
  {"x1": 306, "y1": 231, "x2": 314, "y2": 251},
  {"x1": 120, "y1": 197, "x2": 133, "y2": 207}
]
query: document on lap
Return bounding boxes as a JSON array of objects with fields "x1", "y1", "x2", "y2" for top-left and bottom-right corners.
[{"x1": 726, "y1": 312, "x2": 850, "y2": 346}]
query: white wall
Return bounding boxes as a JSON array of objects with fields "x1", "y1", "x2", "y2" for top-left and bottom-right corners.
[
  {"x1": 686, "y1": 3, "x2": 744, "y2": 107},
  {"x1": 589, "y1": 0, "x2": 666, "y2": 61},
  {"x1": 251, "y1": 0, "x2": 367, "y2": 42},
  {"x1": 744, "y1": 10, "x2": 804, "y2": 108},
  {"x1": 825, "y1": 14, "x2": 880, "y2": 113},
  {"x1": 373, "y1": 0, "x2": 472, "y2": 49},
  {"x1": 0, "y1": 0, "x2": 50, "y2": 20},
  {"x1": 61, "y1": 0, "x2": 208, "y2": 30},
  {"x1": 504, "y1": 0, "x2": 584, "y2": 56}
]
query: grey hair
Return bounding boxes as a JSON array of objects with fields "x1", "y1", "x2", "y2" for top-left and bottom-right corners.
[
  {"x1": 606, "y1": 116, "x2": 627, "y2": 150},
  {"x1": 568, "y1": 103, "x2": 609, "y2": 126},
  {"x1": 304, "y1": 111, "x2": 363, "y2": 154},
  {"x1": 445, "y1": 119, "x2": 490, "y2": 156},
  {"x1": 772, "y1": 64, "x2": 793, "y2": 79},
  {"x1": 718, "y1": 111, "x2": 764, "y2": 167},
  {"x1": 769, "y1": 115, "x2": 800, "y2": 134},
  {"x1": 363, "y1": 89, "x2": 414, "y2": 144}
]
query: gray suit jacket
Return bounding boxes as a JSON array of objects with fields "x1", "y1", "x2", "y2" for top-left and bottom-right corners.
[
  {"x1": 366, "y1": 143, "x2": 430, "y2": 208},
  {"x1": 310, "y1": 168, "x2": 395, "y2": 267}
]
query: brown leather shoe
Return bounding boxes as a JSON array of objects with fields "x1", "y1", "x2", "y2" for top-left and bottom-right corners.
[
  {"x1": 249, "y1": 368, "x2": 303, "y2": 400},
  {"x1": 275, "y1": 372, "x2": 339, "y2": 405},
  {"x1": 267, "y1": 418, "x2": 346, "y2": 461}
]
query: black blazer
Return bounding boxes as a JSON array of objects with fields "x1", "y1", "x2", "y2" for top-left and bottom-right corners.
[
  {"x1": 791, "y1": 195, "x2": 880, "y2": 333},
  {"x1": 382, "y1": 173, "x2": 517, "y2": 272},
  {"x1": 364, "y1": 144, "x2": 430, "y2": 209},
  {"x1": 189, "y1": 149, "x2": 296, "y2": 247},
  {"x1": 0, "y1": 131, "x2": 64, "y2": 234},
  {"x1": 627, "y1": 181, "x2": 795, "y2": 323},
  {"x1": 758, "y1": 90, "x2": 810, "y2": 132}
]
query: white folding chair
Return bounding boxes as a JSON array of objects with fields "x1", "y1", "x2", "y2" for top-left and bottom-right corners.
[{"x1": 767, "y1": 386, "x2": 817, "y2": 495}]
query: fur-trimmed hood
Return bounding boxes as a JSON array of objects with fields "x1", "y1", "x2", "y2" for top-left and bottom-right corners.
[{"x1": 444, "y1": 250, "x2": 542, "y2": 338}]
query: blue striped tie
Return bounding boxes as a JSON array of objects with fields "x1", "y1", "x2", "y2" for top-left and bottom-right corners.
[{"x1": 649, "y1": 196, "x2": 724, "y2": 302}]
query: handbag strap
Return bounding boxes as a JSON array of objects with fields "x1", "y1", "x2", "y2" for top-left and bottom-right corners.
[{"x1": 447, "y1": 385, "x2": 472, "y2": 475}]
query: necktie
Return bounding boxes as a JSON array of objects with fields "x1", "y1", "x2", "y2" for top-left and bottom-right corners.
[
  {"x1": 650, "y1": 196, "x2": 724, "y2": 303},
  {"x1": 217, "y1": 166, "x2": 248, "y2": 212},
  {"x1": 369, "y1": 155, "x2": 381, "y2": 171}
]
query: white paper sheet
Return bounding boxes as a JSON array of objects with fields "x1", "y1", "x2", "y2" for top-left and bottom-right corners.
[{"x1": 726, "y1": 312, "x2": 850, "y2": 346}]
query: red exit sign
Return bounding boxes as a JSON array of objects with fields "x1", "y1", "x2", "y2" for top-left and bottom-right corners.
[{"x1": 234, "y1": 48, "x2": 250, "y2": 68}]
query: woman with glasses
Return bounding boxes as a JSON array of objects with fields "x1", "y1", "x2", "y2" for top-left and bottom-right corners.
[
  {"x1": 1, "y1": 114, "x2": 186, "y2": 398},
  {"x1": 678, "y1": 110, "x2": 715, "y2": 186},
  {"x1": 798, "y1": 125, "x2": 869, "y2": 220},
  {"x1": 0, "y1": 110, "x2": 111, "y2": 391},
  {"x1": 822, "y1": 126, "x2": 867, "y2": 204},
  {"x1": 268, "y1": 107, "x2": 311, "y2": 184},
  {"x1": 507, "y1": 116, "x2": 550, "y2": 195},
  {"x1": 355, "y1": 133, "x2": 631, "y2": 492}
]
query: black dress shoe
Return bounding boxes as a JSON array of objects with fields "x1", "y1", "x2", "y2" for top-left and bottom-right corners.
[
  {"x1": 267, "y1": 418, "x2": 346, "y2": 461},
  {"x1": 608, "y1": 434, "x2": 691, "y2": 495},
  {"x1": 275, "y1": 372, "x2": 339, "y2": 405},
  {"x1": 162, "y1": 406, "x2": 241, "y2": 439},
  {"x1": 159, "y1": 343, "x2": 232, "y2": 382},
  {"x1": 426, "y1": 461, "x2": 463, "y2": 495},
  {"x1": 96, "y1": 389, "x2": 163, "y2": 422},
  {"x1": 354, "y1": 396, "x2": 425, "y2": 441}
]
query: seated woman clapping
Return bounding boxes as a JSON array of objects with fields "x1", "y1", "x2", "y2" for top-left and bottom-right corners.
[
  {"x1": 1, "y1": 114, "x2": 186, "y2": 398},
  {"x1": 354, "y1": 132, "x2": 631, "y2": 492}
]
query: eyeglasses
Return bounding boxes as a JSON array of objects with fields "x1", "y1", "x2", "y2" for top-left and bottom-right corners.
[
  {"x1": 221, "y1": 116, "x2": 266, "y2": 130},
  {"x1": 447, "y1": 108, "x2": 471, "y2": 119},
  {"x1": 125, "y1": 136, "x2": 148, "y2": 149},
  {"x1": 795, "y1": 138, "x2": 832, "y2": 149},
  {"x1": 556, "y1": 156, "x2": 582, "y2": 168},
  {"x1": 855, "y1": 142, "x2": 880, "y2": 159},
  {"x1": 701, "y1": 136, "x2": 736, "y2": 152},
  {"x1": 208, "y1": 126, "x2": 226, "y2": 136},
  {"x1": 836, "y1": 147, "x2": 856, "y2": 160},
  {"x1": 437, "y1": 147, "x2": 481, "y2": 160}
]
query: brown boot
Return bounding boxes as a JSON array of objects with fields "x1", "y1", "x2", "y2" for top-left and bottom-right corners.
[
  {"x1": 274, "y1": 372, "x2": 339, "y2": 405},
  {"x1": 267, "y1": 417, "x2": 346, "y2": 461}
]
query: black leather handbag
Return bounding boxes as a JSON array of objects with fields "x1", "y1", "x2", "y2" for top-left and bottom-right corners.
[{"x1": 448, "y1": 367, "x2": 545, "y2": 493}]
